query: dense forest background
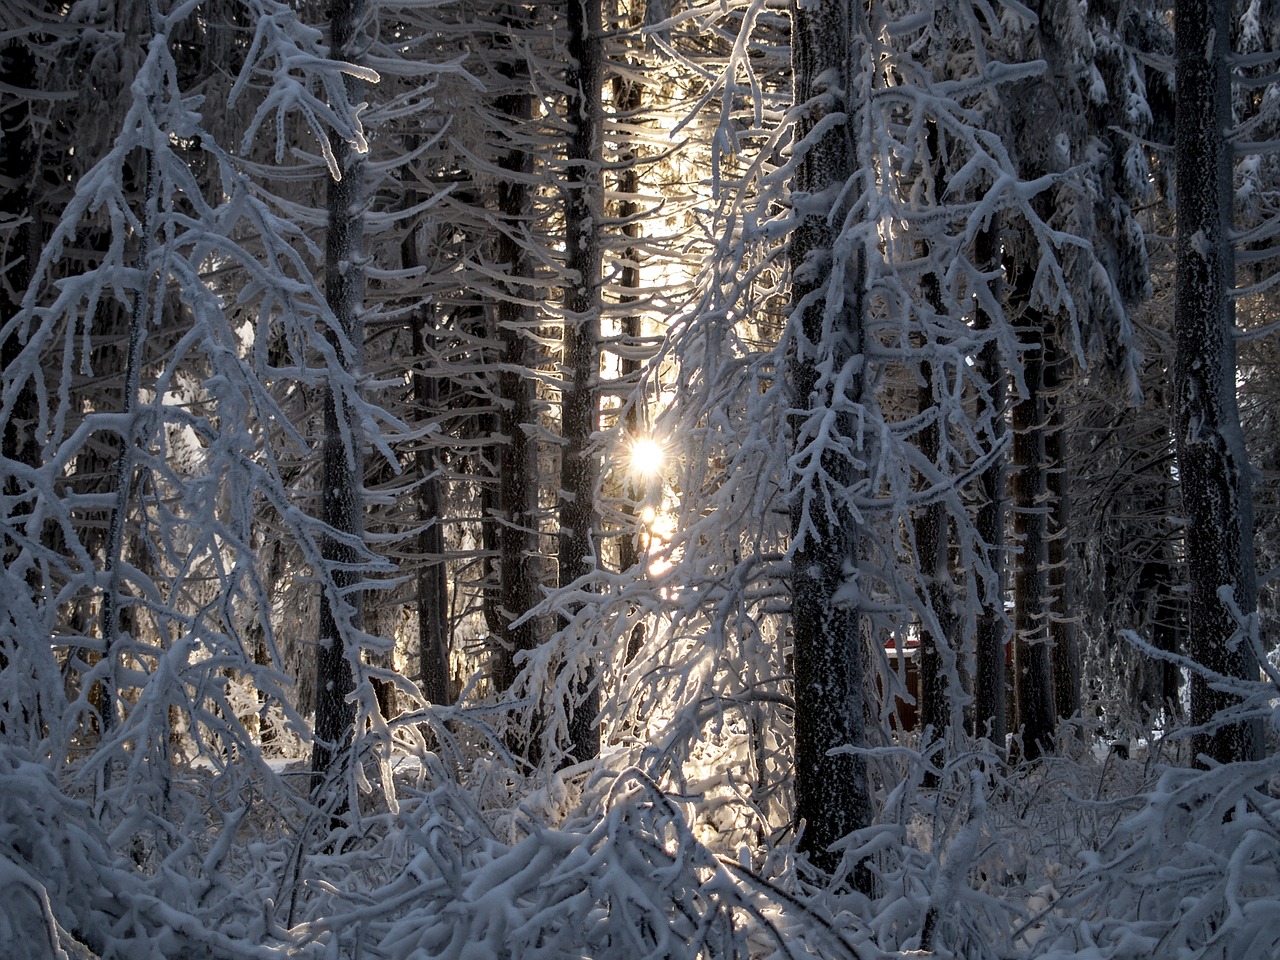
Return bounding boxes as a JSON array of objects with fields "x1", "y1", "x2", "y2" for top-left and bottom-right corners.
[{"x1": 1, "y1": 0, "x2": 1279, "y2": 957}]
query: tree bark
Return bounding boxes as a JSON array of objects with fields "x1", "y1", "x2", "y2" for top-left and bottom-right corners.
[
  {"x1": 386, "y1": 124, "x2": 449, "y2": 711},
  {"x1": 311, "y1": 0, "x2": 369, "y2": 781},
  {"x1": 99, "y1": 137, "x2": 155, "y2": 763},
  {"x1": 558, "y1": 0, "x2": 604, "y2": 765},
  {"x1": 915, "y1": 363, "x2": 957, "y2": 748},
  {"x1": 488, "y1": 6, "x2": 542, "y2": 703},
  {"x1": 972, "y1": 224, "x2": 1008, "y2": 753},
  {"x1": 1044, "y1": 328, "x2": 1080, "y2": 725},
  {"x1": 0, "y1": 40, "x2": 39, "y2": 503},
  {"x1": 788, "y1": 0, "x2": 872, "y2": 888},
  {"x1": 1, "y1": 39, "x2": 42, "y2": 711},
  {"x1": 1010, "y1": 286, "x2": 1056, "y2": 762},
  {"x1": 1173, "y1": 0, "x2": 1263, "y2": 766},
  {"x1": 914, "y1": 356, "x2": 960, "y2": 785},
  {"x1": 915, "y1": 125, "x2": 960, "y2": 752},
  {"x1": 612, "y1": 55, "x2": 648, "y2": 664},
  {"x1": 410, "y1": 317, "x2": 451, "y2": 706}
]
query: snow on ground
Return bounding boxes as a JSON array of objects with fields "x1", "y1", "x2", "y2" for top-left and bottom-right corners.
[{"x1": 5, "y1": 712, "x2": 1278, "y2": 960}]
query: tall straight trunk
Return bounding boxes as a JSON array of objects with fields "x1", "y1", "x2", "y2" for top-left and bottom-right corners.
[
  {"x1": 1043, "y1": 330, "x2": 1080, "y2": 724},
  {"x1": 915, "y1": 131, "x2": 959, "y2": 748},
  {"x1": 611, "y1": 59, "x2": 647, "y2": 663},
  {"x1": 1003, "y1": 0, "x2": 1092, "y2": 762},
  {"x1": 1010, "y1": 290, "x2": 1056, "y2": 762},
  {"x1": 90, "y1": 15, "x2": 167, "y2": 767},
  {"x1": 1, "y1": 41, "x2": 39, "y2": 501},
  {"x1": 400, "y1": 178, "x2": 450, "y2": 707},
  {"x1": 1137, "y1": 532, "x2": 1183, "y2": 718},
  {"x1": 311, "y1": 0, "x2": 369, "y2": 780},
  {"x1": 488, "y1": 8, "x2": 541, "y2": 701},
  {"x1": 1149, "y1": 454, "x2": 1184, "y2": 718},
  {"x1": 558, "y1": 0, "x2": 604, "y2": 764},
  {"x1": 914, "y1": 360, "x2": 957, "y2": 770},
  {"x1": 788, "y1": 0, "x2": 872, "y2": 888},
  {"x1": 411, "y1": 316, "x2": 450, "y2": 706},
  {"x1": 972, "y1": 224, "x2": 1008, "y2": 752},
  {"x1": 1173, "y1": 0, "x2": 1263, "y2": 766},
  {"x1": 0, "y1": 40, "x2": 42, "y2": 734},
  {"x1": 612, "y1": 65, "x2": 644, "y2": 579},
  {"x1": 99, "y1": 143, "x2": 156, "y2": 767},
  {"x1": 915, "y1": 363, "x2": 957, "y2": 745}
]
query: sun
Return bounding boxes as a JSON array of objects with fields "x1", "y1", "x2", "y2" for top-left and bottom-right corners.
[{"x1": 629, "y1": 437, "x2": 665, "y2": 477}]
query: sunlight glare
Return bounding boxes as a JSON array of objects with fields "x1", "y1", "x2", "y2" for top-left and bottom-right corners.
[{"x1": 630, "y1": 437, "x2": 665, "y2": 477}]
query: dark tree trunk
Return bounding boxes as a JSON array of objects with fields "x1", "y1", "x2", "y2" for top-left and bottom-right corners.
[
  {"x1": 399, "y1": 168, "x2": 451, "y2": 707},
  {"x1": 411, "y1": 316, "x2": 451, "y2": 706},
  {"x1": 1173, "y1": 0, "x2": 1263, "y2": 766},
  {"x1": 915, "y1": 360, "x2": 957, "y2": 774},
  {"x1": 972, "y1": 224, "x2": 1008, "y2": 753},
  {"x1": 0, "y1": 41, "x2": 39, "y2": 499},
  {"x1": 1002, "y1": 0, "x2": 1094, "y2": 763},
  {"x1": 1137, "y1": 541, "x2": 1183, "y2": 718},
  {"x1": 1044, "y1": 329, "x2": 1080, "y2": 725},
  {"x1": 311, "y1": 0, "x2": 369, "y2": 781},
  {"x1": 915, "y1": 125, "x2": 960, "y2": 751},
  {"x1": 1010, "y1": 287, "x2": 1056, "y2": 762},
  {"x1": 788, "y1": 0, "x2": 872, "y2": 889},
  {"x1": 1150, "y1": 492, "x2": 1185, "y2": 718},
  {"x1": 611, "y1": 53, "x2": 647, "y2": 663},
  {"x1": 558, "y1": 0, "x2": 604, "y2": 765},
  {"x1": 915, "y1": 364, "x2": 957, "y2": 748},
  {"x1": 99, "y1": 151, "x2": 155, "y2": 758},
  {"x1": 488, "y1": 7, "x2": 542, "y2": 702},
  {"x1": 0, "y1": 40, "x2": 43, "y2": 733}
]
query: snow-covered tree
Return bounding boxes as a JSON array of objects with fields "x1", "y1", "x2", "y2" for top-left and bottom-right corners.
[
  {"x1": 0, "y1": 0, "x2": 1276, "y2": 955},
  {"x1": 785, "y1": 0, "x2": 874, "y2": 883},
  {"x1": 1173, "y1": 0, "x2": 1265, "y2": 766},
  {"x1": 557, "y1": 0, "x2": 606, "y2": 765},
  {"x1": 310, "y1": 0, "x2": 373, "y2": 786}
]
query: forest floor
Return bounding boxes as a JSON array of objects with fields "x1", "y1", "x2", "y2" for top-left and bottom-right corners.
[{"x1": 6, "y1": 718, "x2": 1277, "y2": 960}]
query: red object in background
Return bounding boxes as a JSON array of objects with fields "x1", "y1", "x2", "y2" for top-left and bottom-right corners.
[{"x1": 884, "y1": 637, "x2": 1013, "y2": 733}]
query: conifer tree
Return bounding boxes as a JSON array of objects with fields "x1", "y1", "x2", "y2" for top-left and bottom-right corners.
[
  {"x1": 559, "y1": 0, "x2": 606, "y2": 764},
  {"x1": 311, "y1": 0, "x2": 373, "y2": 782},
  {"x1": 787, "y1": 0, "x2": 873, "y2": 884},
  {"x1": 1173, "y1": 0, "x2": 1264, "y2": 766}
]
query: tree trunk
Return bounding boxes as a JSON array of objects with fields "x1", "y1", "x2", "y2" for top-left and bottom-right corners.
[
  {"x1": 972, "y1": 224, "x2": 1008, "y2": 753},
  {"x1": 411, "y1": 315, "x2": 451, "y2": 706},
  {"x1": 788, "y1": 0, "x2": 873, "y2": 888},
  {"x1": 1, "y1": 38, "x2": 41, "y2": 726},
  {"x1": 311, "y1": 0, "x2": 369, "y2": 781},
  {"x1": 0, "y1": 40, "x2": 39, "y2": 503},
  {"x1": 915, "y1": 126, "x2": 960, "y2": 753},
  {"x1": 1044, "y1": 328, "x2": 1080, "y2": 725},
  {"x1": 1173, "y1": 0, "x2": 1263, "y2": 766},
  {"x1": 399, "y1": 173, "x2": 451, "y2": 707},
  {"x1": 558, "y1": 0, "x2": 604, "y2": 765},
  {"x1": 915, "y1": 362, "x2": 958, "y2": 748},
  {"x1": 251, "y1": 538, "x2": 286, "y2": 748},
  {"x1": 488, "y1": 7, "x2": 542, "y2": 702},
  {"x1": 1010, "y1": 287, "x2": 1056, "y2": 762},
  {"x1": 915, "y1": 357, "x2": 959, "y2": 784},
  {"x1": 99, "y1": 141, "x2": 156, "y2": 768},
  {"x1": 611, "y1": 57, "x2": 648, "y2": 664}
]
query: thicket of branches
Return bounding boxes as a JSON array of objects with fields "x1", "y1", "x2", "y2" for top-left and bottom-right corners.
[{"x1": 0, "y1": 0, "x2": 1277, "y2": 958}]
